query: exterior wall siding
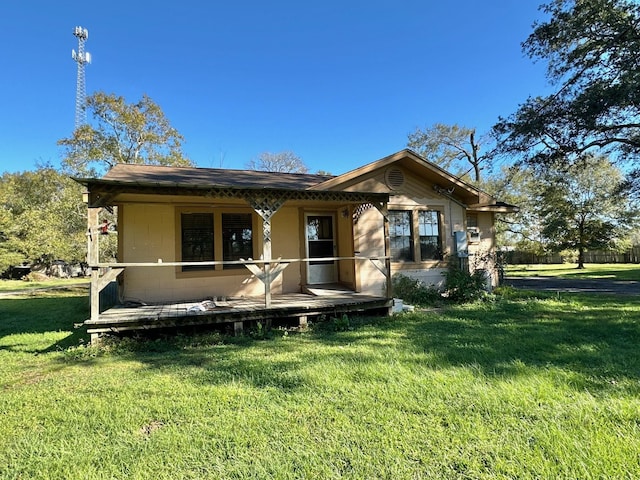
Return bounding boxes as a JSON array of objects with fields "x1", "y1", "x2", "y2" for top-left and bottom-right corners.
[
  {"x1": 108, "y1": 153, "x2": 506, "y2": 303},
  {"x1": 353, "y1": 207, "x2": 387, "y2": 296},
  {"x1": 271, "y1": 207, "x2": 302, "y2": 294},
  {"x1": 468, "y1": 212, "x2": 498, "y2": 287},
  {"x1": 121, "y1": 203, "x2": 265, "y2": 303},
  {"x1": 336, "y1": 207, "x2": 355, "y2": 287}
]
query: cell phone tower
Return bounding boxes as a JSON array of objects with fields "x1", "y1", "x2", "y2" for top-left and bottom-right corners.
[{"x1": 71, "y1": 26, "x2": 91, "y2": 130}]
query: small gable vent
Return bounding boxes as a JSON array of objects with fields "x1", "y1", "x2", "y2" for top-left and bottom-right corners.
[{"x1": 385, "y1": 167, "x2": 405, "y2": 190}]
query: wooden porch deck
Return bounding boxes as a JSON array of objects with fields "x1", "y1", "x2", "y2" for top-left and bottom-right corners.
[{"x1": 84, "y1": 290, "x2": 392, "y2": 336}]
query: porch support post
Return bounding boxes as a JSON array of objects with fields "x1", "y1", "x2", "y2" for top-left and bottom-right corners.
[
  {"x1": 87, "y1": 207, "x2": 100, "y2": 325},
  {"x1": 246, "y1": 195, "x2": 285, "y2": 309},
  {"x1": 372, "y1": 201, "x2": 392, "y2": 301},
  {"x1": 263, "y1": 218, "x2": 273, "y2": 308},
  {"x1": 234, "y1": 321, "x2": 244, "y2": 336},
  {"x1": 381, "y1": 204, "x2": 392, "y2": 300}
]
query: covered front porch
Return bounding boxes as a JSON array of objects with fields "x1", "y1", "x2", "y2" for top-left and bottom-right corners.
[
  {"x1": 84, "y1": 288, "x2": 392, "y2": 337},
  {"x1": 76, "y1": 166, "x2": 392, "y2": 341}
]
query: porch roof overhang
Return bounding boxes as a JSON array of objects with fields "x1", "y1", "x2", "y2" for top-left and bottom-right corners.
[{"x1": 73, "y1": 177, "x2": 389, "y2": 208}]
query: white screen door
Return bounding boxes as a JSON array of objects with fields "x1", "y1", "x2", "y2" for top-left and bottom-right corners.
[{"x1": 306, "y1": 214, "x2": 337, "y2": 284}]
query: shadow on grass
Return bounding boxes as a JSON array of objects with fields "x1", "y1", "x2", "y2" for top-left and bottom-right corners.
[
  {"x1": 59, "y1": 315, "x2": 396, "y2": 392},
  {"x1": 29, "y1": 286, "x2": 638, "y2": 395},
  {"x1": 0, "y1": 290, "x2": 89, "y2": 353},
  {"x1": 405, "y1": 293, "x2": 640, "y2": 391},
  {"x1": 74, "y1": 334, "x2": 311, "y2": 391},
  {"x1": 508, "y1": 265, "x2": 640, "y2": 282},
  {"x1": 558, "y1": 268, "x2": 640, "y2": 281}
]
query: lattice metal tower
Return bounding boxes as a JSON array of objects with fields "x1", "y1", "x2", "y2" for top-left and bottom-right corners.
[{"x1": 71, "y1": 26, "x2": 91, "y2": 130}]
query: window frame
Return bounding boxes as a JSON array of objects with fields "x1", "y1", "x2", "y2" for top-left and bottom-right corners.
[
  {"x1": 389, "y1": 209, "x2": 415, "y2": 262},
  {"x1": 418, "y1": 210, "x2": 443, "y2": 261},
  {"x1": 180, "y1": 211, "x2": 215, "y2": 272},
  {"x1": 388, "y1": 207, "x2": 444, "y2": 265},
  {"x1": 175, "y1": 207, "x2": 259, "y2": 278},
  {"x1": 221, "y1": 212, "x2": 254, "y2": 270}
]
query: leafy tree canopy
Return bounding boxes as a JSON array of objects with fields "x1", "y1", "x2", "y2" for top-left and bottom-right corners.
[
  {"x1": 58, "y1": 92, "x2": 193, "y2": 176},
  {"x1": 407, "y1": 123, "x2": 490, "y2": 182},
  {"x1": 483, "y1": 164, "x2": 545, "y2": 252},
  {"x1": 246, "y1": 151, "x2": 308, "y2": 173},
  {"x1": 536, "y1": 155, "x2": 636, "y2": 267},
  {"x1": 494, "y1": 0, "x2": 640, "y2": 191},
  {"x1": 494, "y1": 0, "x2": 640, "y2": 193},
  {"x1": 0, "y1": 167, "x2": 86, "y2": 272}
]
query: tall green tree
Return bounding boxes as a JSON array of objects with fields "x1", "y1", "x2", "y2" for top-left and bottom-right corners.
[
  {"x1": 408, "y1": 124, "x2": 495, "y2": 183},
  {"x1": 58, "y1": 92, "x2": 193, "y2": 176},
  {"x1": 535, "y1": 155, "x2": 635, "y2": 268},
  {"x1": 483, "y1": 164, "x2": 546, "y2": 253},
  {"x1": 0, "y1": 204, "x2": 24, "y2": 275},
  {"x1": 494, "y1": 0, "x2": 640, "y2": 193},
  {"x1": 0, "y1": 167, "x2": 86, "y2": 272}
]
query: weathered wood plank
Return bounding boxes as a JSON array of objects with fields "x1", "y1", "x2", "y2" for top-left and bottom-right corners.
[
  {"x1": 97, "y1": 268, "x2": 124, "y2": 292},
  {"x1": 85, "y1": 293, "x2": 391, "y2": 335}
]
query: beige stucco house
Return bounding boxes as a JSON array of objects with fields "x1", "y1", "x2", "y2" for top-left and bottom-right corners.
[{"x1": 77, "y1": 149, "x2": 516, "y2": 338}]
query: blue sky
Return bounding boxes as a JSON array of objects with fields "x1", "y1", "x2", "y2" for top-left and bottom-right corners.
[{"x1": 0, "y1": 1, "x2": 550, "y2": 175}]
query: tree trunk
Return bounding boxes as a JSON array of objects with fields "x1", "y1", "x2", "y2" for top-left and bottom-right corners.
[
  {"x1": 577, "y1": 246, "x2": 585, "y2": 269},
  {"x1": 577, "y1": 217, "x2": 586, "y2": 269},
  {"x1": 470, "y1": 131, "x2": 481, "y2": 182}
]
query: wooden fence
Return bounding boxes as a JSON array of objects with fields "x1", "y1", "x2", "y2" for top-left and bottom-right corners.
[{"x1": 503, "y1": 246, "x2": 640, "y2": 265}]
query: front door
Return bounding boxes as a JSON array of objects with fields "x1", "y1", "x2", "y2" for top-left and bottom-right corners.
[{"x1": 306, "y1": 214, "x2": 337, "y2": 284}]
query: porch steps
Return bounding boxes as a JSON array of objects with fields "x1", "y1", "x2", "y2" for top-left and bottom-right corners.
[{"x1": 302, "y1": 284, "x2": 355, "y2": 297}]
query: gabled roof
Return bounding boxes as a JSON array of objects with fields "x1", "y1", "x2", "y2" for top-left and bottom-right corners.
[
  {"x1": 310, "y1": 149, "x2": 518, "y2": 212},
  {"x1": 75, "y1": 150, "x2": 517, "y2": 213},
  {"x1": 310, "y1": 149, "x2": 483, "y2": 204},
  {"x1": 101, "y1": 163, "x2": 334, "y2": 190},
  {"x1": 75, "y1": 163, "x2": 386, "y2": 209}
]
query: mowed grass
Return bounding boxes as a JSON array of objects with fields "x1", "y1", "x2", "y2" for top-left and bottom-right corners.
[
  {"x1": 1, "y1": 289, "x2": 640, "y2": 479},
  {"x1": 505, "y1": 262, "x2": 640, "y2": 281},
  {"x1": 0, "y1": 277, "x2": 89, "y2": 292}
]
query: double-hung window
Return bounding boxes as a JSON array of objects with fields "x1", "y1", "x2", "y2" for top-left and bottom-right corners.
[
  {"x1": 181, "y1": 213, "x2": 214, "y2": 271},
  {"x1": 179, "y1": 210, "x2": 255, "y2": 273},
  {"x1": 389, "y1": 209, "x2": 443, "y2": 262},
  {"x1": 418, "y1": 210, "x2": 442, "y2": 260},
  {"x1": 389, "y1": 210, "x2": 414, "y2": 262},
  {"x1": 222, "y1": 213, "x2": 253, "y2": 269}
]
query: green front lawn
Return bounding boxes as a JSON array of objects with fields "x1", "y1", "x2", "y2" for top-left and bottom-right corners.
[
  {"x1": 1, "y1": 289, "x2": 639, "y2": 479},
  {"x1": 0, "y1": 277, "x2": 89, "y2": 293},
  {"x1": 505, "y1": 262, "x2": 640, "y2": 281}
]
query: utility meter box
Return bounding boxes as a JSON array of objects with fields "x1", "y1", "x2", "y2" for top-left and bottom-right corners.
[{"x1": 454, "y1": 231, "x2": 469, "y2": 258}]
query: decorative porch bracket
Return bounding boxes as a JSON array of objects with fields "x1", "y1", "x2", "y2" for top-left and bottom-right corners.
[
  {"x1": 368, "y1": 258, "x2": 388, "y2": 278},
  {"x1": 246, "y1": 194, "x2": 286, "y2": 308},
  {"x1": 97, "y1": 267, "x2": 125, "y2": 292},
  {"x1": 242, "y1": 258, "x2": 291, "y2": 292}
]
